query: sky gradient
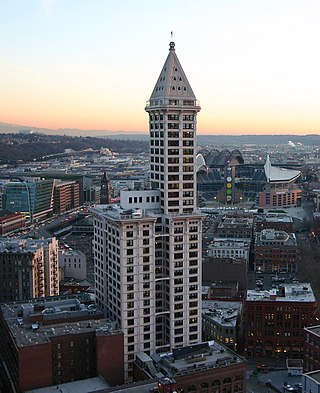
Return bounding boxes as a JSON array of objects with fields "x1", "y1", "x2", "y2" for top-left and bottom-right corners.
[{"x1": 1, "y1": 0, "x2": 320, "y2": 135}]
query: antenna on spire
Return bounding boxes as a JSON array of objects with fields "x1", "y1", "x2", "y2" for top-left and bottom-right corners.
[{"x1": 169, "y1": 31, "x2": 175, "y2": 50}]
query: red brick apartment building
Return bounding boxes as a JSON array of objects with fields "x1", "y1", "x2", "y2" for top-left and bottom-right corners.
[
  {"x1": 245, "y1": 284, "x2": 317, "y2": 358},
  {"x1": 253, "y1": 229, "x2": 299, "y2": 273},
  {"x1": 0, "y1": 297, "x2": 124, "y2": 392}
]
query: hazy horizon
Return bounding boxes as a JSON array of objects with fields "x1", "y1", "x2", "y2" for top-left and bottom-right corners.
[{"x1": 0, "y1": 121, "x2": 318, "y2": 138}]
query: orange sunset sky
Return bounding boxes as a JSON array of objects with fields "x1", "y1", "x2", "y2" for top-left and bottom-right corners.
[{"x1": 1, "y1": 0, "x2": 320, "y2": 135}]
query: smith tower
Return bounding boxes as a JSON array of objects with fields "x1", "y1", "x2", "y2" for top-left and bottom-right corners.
[
  {"x1": 92, "y1": 41, "x2": 202, "y2": 381},
  {"x1": 145, "y1": 41, "x2": 201, "y2": 215},
  {"x1": 145, "y1": 41, "x2": 203, "y2": 352}
]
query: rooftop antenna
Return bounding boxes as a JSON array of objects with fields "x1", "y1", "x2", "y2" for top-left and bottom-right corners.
[{"x1": 169, "y1": 31, "x2": 175, "y2": 50}]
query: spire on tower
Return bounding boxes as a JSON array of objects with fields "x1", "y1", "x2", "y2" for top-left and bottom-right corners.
[{"x1": 170, "y1": 31, "x2": 175, "y2": 51}]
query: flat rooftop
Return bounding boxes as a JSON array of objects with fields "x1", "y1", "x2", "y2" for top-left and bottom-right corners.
[
  {"x1": 26, "y1": 377, "x2": 110, "y2": 393},
  {"x1": 91, "y1": 204, "x2": 157, "y2": 221},
  {"x1": 0, "y1": 237, "x2": 55, "y2": 253},
  {"x1": 152, "y1": 341, "x2": 245, "y2": 378},
  {"x1": 202, "y1": 300, "x2": 242, "y2": 327},
  {"x1": 59, "y1": 249, "x2": 85, "y2": 257},
  {"x1": 1, "y1": 298, "x2": 118, "y2": 347},
  {"x1": 255, "y1": 229, "x2": 297, "y2": 246},
  {"x1": 305, "y1": 324, "x2": 320, "y2": 337},
  {"x1": 94, "y1": 380, "x2": 159, "y2": 393},
  {"x1": 218, "y1": 217, "x2": 253, "y2": 228},
  {"x1": 91, "y1": 204, "x2": 203, "y2": 221},
  {"x1": 210, "y1": 238, "x2": 251, "y2": 246},
  {"x1": 256, "y1": 214, "x2": 293, "y2": 223},
  {"x1": 305, "y1": 370, "x2": 320, "y2": 383},
  {"x1": 247, "y1": 283, "x2": 315, "y2": 302}
]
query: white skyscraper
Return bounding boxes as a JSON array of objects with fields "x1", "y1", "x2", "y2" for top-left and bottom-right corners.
[{"x1": 92, "y1": 41, "x2": 202, "y2": 381}]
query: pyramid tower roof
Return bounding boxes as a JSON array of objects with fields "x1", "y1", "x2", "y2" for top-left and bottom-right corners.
[{"x1": 149, "y1": 42, "x2": 196, "y2": 101}]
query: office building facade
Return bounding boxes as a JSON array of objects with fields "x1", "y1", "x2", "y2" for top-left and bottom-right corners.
[{"x1": 3, "y1": 177, "x2": 54, "y2": 222}]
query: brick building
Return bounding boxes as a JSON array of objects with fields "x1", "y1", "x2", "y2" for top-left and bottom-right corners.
[
  {"x1": 202, "y1": 257, "x2": 248, "y2": 292},
  {"x1": 0, "y1": 297, "x2": 124, "y2": 392},
  {"x1": 0, "y1": 212, "x2": 26, "y2": 235},
  {"x1": 253, "y1": 229, "x2": 299, "y2": 273},
  {"x1": 255, "y1": 213, "x2": 294, "y2": 233},
  {"x1": 216, "y1": 212, "x2": 254, "y2": 240},
  {"x1": 245, "y1": 283, "x2": 317, "y2": 358},
  {"x1": 134, "y1": 341, "x2": 247, "y2": 393},
  {"x1": 53, "y1": 180, "x2": 80, "y2": 214}
]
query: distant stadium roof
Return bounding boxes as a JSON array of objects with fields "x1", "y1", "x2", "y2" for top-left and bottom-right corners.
[
  {"x1": 264, "y1": 155, "x2": 301, "y2": 182},
  {"x1": 197, "y1": 149, "x2": 244, "y2": 167}
]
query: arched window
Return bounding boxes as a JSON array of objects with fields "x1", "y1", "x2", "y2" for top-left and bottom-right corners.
[
  {"x1": 234, "y1": 375, "x2": 243, "y2": 381},
  {"x1": 199, "y1": 381, "x2": 209, "y2": 392},
  {"x1": 187, "y1": 385, "x2": 196, "y2": 392},
  {"x1": 223, "y1": 377, "x2": 232, "y2": 384},
  {"x1": 212, "y1": 379, "x2": 220, "y2": 386}
]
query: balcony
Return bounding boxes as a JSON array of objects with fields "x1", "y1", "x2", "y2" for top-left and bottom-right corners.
[{"x1": 145, "y1": 98, "x2": 201, "y2": 110}]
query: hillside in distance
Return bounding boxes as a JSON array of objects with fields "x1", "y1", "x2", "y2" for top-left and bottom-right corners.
[
  {"x1": 0, "y1": 133, "x2": 149, "y2": 164},
  {"x1": 197, "y1": 134, "x2": 320, "y2": 147},
  {"x1": 1, "y1": 122, "x2": 320, "y2": 146}
]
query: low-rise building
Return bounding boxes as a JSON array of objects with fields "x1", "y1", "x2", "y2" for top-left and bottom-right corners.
[
  {"x1": 203, "y1": 257, "x2": 248, "y2": 292},
  {"x1": 216, "y1": 212, "x2": 254, "y2": 240},
  {"x1": 202, "y1": 300, "x2": 243, "y2": 351},
  {"x1": 134, "y1": 341, "x2": 247, "y2": 393},
  {"x1": 255, "y1": 213, "x2": 294, "y2": 233},
  {"x1": 246, "y1": 283, "x2": 317, "y2": 358},
  {"x1": 59, "y1": 249, "x2": 87, "y2": 280},
  {"x1": 0, "y1": 297, "x2": 124, "y2": 392},
  {"x1": 207, "y1": 238, "x2": 250, "y2": 264},
  {"x1": 254, "y1": 229, "x2": 299, "y2": 273},
  {"x1": 207, "y1": 281, "x2": 240, "y2": 300}
]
